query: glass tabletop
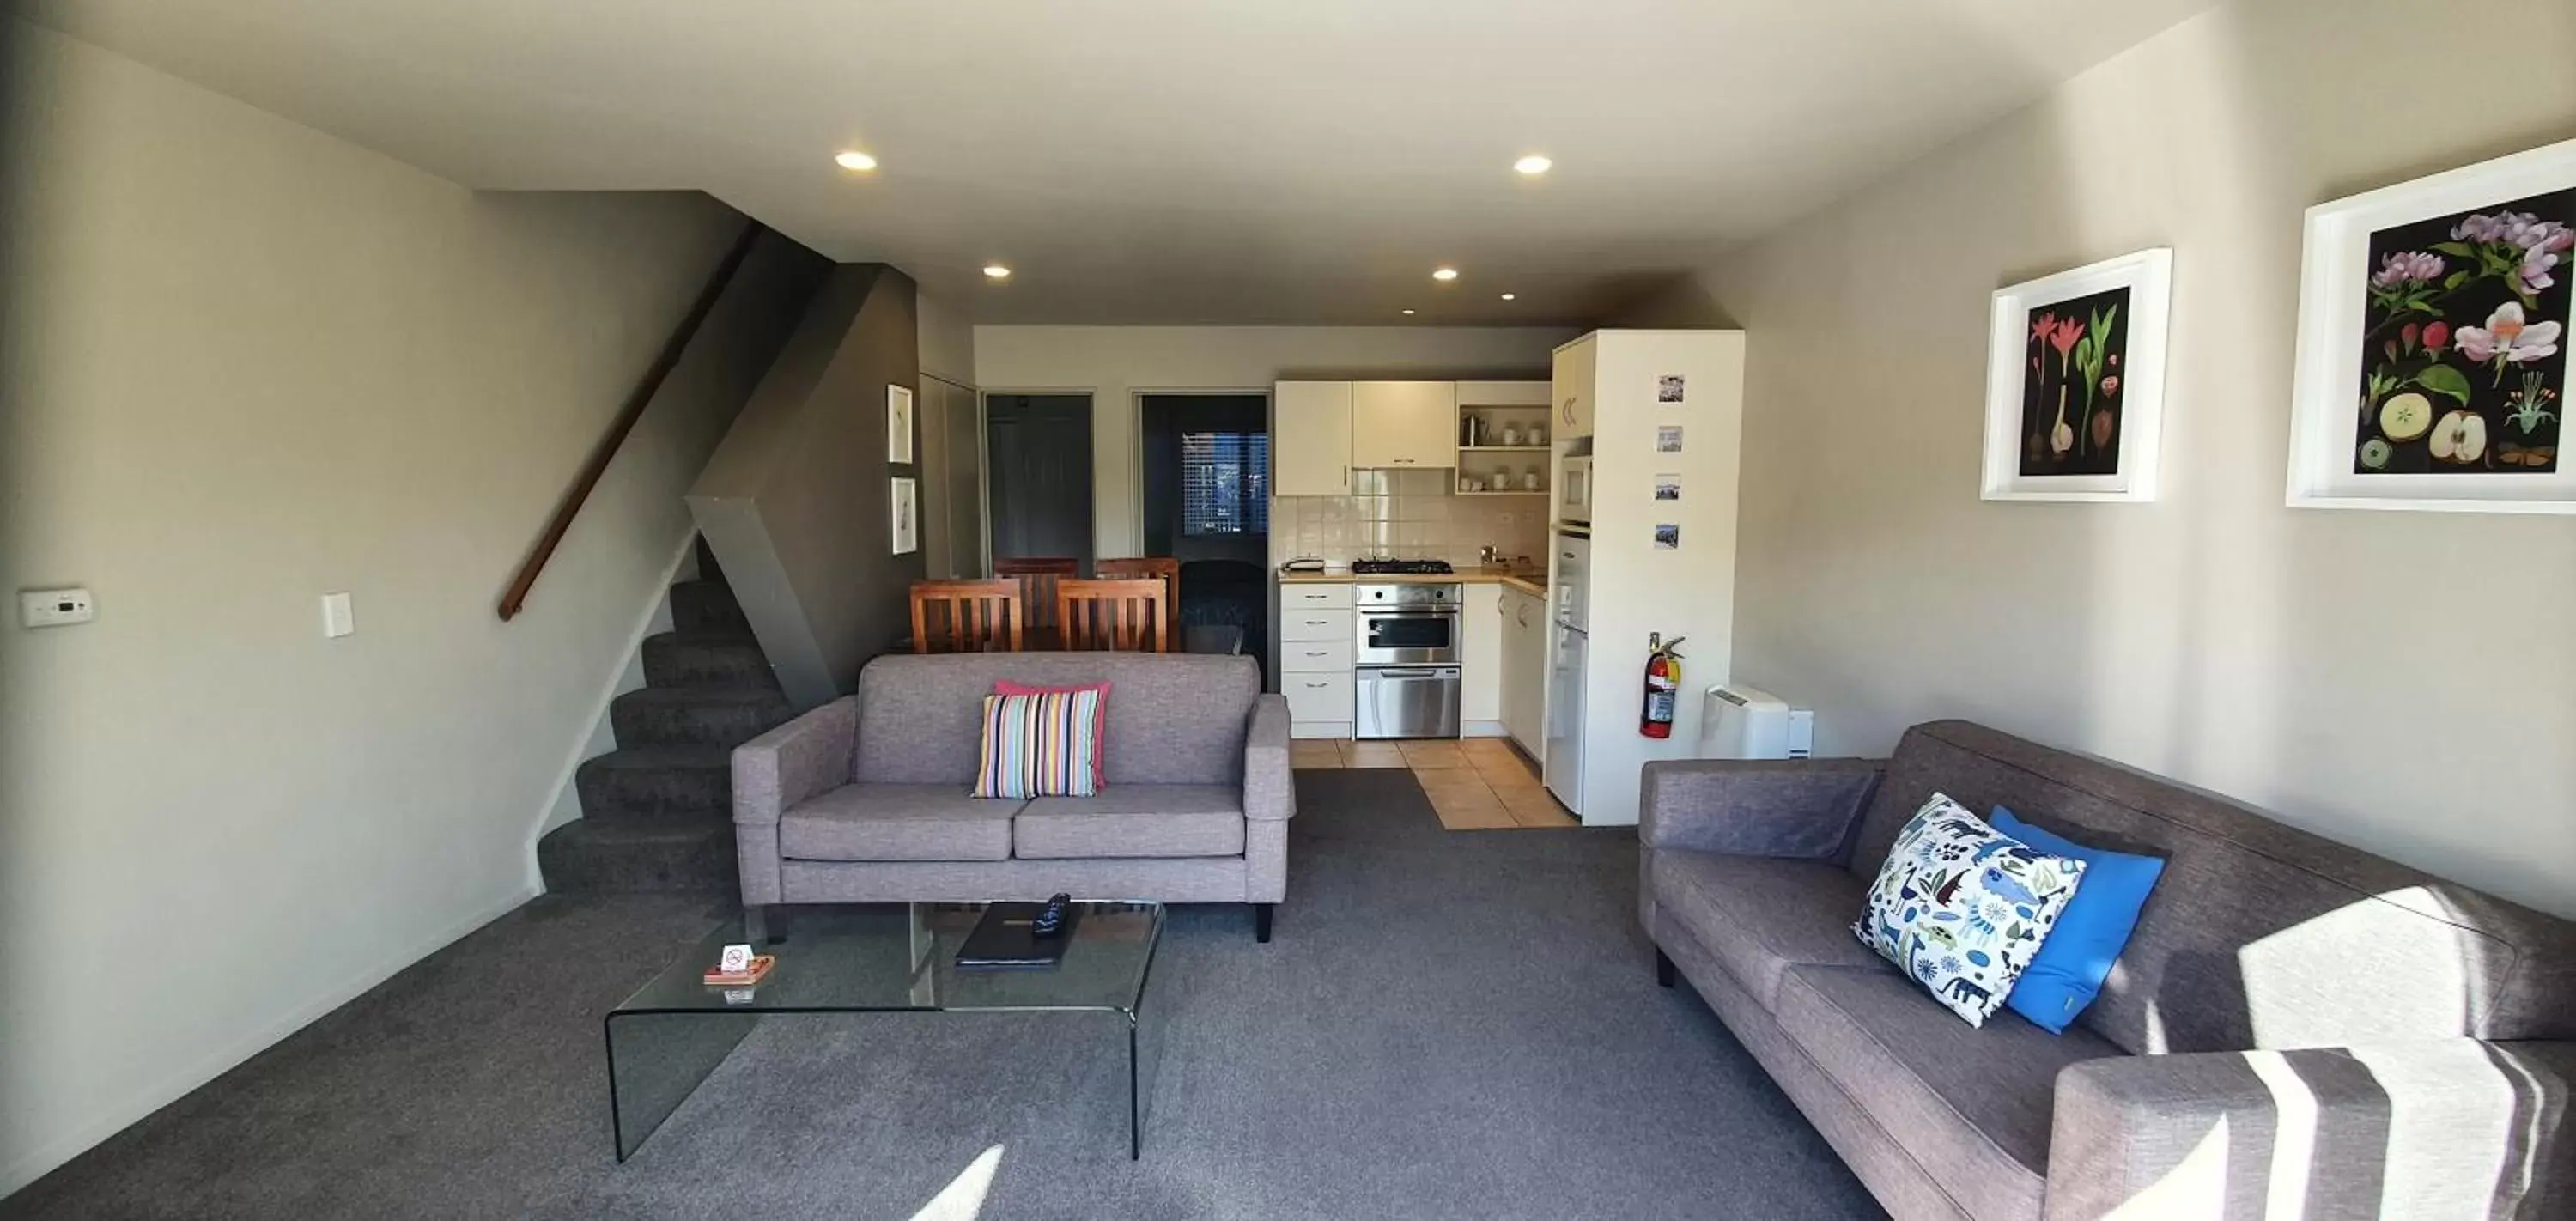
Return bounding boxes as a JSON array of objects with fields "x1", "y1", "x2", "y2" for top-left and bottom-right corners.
[{"x1": 612, "y1": 902, "x2": 1165, "y2": 1017}]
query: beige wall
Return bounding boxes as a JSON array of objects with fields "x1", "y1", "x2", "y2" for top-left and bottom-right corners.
[
  {"x1": 971, "y1": 325, "x2": 1576, "y2": 557},
  {"x1": 1619, "y1": 0, "x2": 2576, "y2": 916},
  {"x1": 0, "y1": 21, "x2": 778, "y2": 1190}
]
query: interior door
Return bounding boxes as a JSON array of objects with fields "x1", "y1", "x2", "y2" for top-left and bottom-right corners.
[
  {"x1": 986, "y1": 394, "x2": 1095, "y2": 565},
  {"x1": 914, "y1": 377, "x2": 987, "y2": 580}
]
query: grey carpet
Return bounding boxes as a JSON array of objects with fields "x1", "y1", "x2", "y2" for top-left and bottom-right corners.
[{"x1": 3, "y1": 769, "x2": 1880, "y2": 1220}]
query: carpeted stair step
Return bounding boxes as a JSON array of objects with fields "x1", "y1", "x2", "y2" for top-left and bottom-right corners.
[
  {"x1": 536, "y1": 815, "x2": 736, "y2": 894},
  {"x1": 666, "y1": 578, "x2": 752, "y2": 635},
  {"x1": 574, "y1": 745, "x2": 735, "y2": 820},
  {"x1": 641, "y1": 631, "x2": 775, "y2": 689},
  {"x1": 610, "y1": 686, "x2": 793, "y2": 749}
]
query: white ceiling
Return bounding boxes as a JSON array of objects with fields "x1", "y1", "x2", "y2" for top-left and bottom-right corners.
[{"x1": 21, "y1": 0, "x2": 2215, "y2": 325}]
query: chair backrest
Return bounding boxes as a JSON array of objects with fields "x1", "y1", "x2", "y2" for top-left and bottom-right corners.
[
  {"x1": 1056, "y1": 578, "x2": 1171, "y2": 652},
  {"x1": 908, "y1": 580, "x2": 1020, "y2": 653},
  {"x1": 1095, "y1": 557, "x2": 1181, "y2": 641},
  {"x1": 994, "y1": 557, "x2": 1079, "y2": 629}
]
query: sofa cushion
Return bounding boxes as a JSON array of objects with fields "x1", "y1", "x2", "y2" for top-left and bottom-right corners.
[
  {"x1": 854, "y1": 653, "x2": 1258, "y2": 787},
  {"x1": 1016, "y1": 786, "x2": 1246, "y2": 860},
  {"x1": 779, "y1": 785, "x2": 1019, "y2": 862},
  {"x1": 1651, "y1": 850, "x2": 1886, "y2": 1011},
  {"x1": 1853, "y1": 793, "x2": 2088, "y2": 1028},
  {"x1": 1778, "y1": 965, "x2": 2123, "y2": 1221}
]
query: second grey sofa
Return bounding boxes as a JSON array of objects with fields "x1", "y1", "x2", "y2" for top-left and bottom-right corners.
[
  {"x1": 733, "y1": 652, "x2": 1294, "y2": 941},
  {"x1": 1641, "y1": 720, "x2": 2576, "y2": 1220}
]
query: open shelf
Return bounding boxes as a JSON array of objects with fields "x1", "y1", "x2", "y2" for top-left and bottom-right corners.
[
  {"x1": 1456, "y1": 445, "x2": 1549, "y2": 453},
  {"x1": 1455, "y1": 489, "x2": 1547, "y2": 497}
]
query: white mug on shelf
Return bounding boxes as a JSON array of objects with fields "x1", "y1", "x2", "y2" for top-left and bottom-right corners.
[
  {"x1": 1522, "y1": 469, "x2": 1542, "y2": 491},
  {"x1": 1499, "y1": 424, "x2": 1522, "y2": 446}
]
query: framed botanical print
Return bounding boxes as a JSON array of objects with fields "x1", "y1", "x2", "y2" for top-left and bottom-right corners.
[
  {"x1": 1981, "y1": 248, "x2": 2172, "y2": 501},
  {"x1": 2287, "y1": 137, "x2": 2574, "y2": 513},
  {"x1": 887, "y1": 384, "x2": 916, "y2": 465}
]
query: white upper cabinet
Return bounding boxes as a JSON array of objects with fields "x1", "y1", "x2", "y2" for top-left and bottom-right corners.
[
  {"x1": 1455, "y1": 380, "x2": 1552, "y2": 408},
  {"x1": 1350, "y1": 380, "x2": 1458, "y2": 468},
  {"x1": 1552, "y1": 337, "x2": 1597, "y2": 440},
  {"x1": 1273, "y1": 380, "x2": 1356, "y2": 496}
]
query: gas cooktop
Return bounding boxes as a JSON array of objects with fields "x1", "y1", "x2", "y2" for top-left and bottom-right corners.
[{"x1": 1351, "y1": 558, "x2": 1455, "y2": 575}]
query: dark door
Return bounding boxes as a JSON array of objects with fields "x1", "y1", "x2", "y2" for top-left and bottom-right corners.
[{"x1": 985, "y1": 394, "x2": 1094, "y2": 566}]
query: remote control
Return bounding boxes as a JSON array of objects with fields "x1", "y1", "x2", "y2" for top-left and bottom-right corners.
[{"x1": 1032, "y1": 893, "x2": 1072, "y2": 939}]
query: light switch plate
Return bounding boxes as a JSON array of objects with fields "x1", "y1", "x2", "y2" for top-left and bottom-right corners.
[
  {"x1": 321, "y1": 592, "x2": 355, "y2": 638},
  {"x1": 20, "y1": 587, "x2": 94, "y2": 628}
]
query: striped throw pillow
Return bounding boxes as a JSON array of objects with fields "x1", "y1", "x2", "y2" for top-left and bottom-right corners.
[{"x1": 973, "y1": 689, "x2": 1103, "y2": 799}]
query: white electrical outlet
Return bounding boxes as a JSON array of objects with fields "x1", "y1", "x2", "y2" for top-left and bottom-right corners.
[
  {"x1": 321, "y1": 592, "x2": 355, "y2": 638},
  {"x1": 20, "y1": 587, "x2": 94, "y2": 628}
]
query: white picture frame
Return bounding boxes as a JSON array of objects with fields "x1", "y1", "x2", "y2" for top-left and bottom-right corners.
[
  {"x1": 1981, "y1": 248, "x2": 2172, "y2": 502},
  {"x1": 890, "y1": 477, "x2": 918, "y2": 555},
  {"x1": 886, "y1": 384, "x2": 915, "y2": 465},
  {"x1": 2285, "y1": 137, "x2": 2576, "y2": 513}
]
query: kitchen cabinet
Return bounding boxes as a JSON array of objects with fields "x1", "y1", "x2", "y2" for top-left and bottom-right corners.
[
  {"x1": 1552, "y1": 336, "x2": 1596, "y2": 440},
  {"x1": 1273, "y1": 380, "x2": 1355, "y2": 496},
  {"x1": 1502, "y1": 586, "x2": 1547, "y2": 755},
  {"x1": 1350, "y1": 380, "x2": 1457, "y2": 469},
  {"x1": 1461, "y1": 582, "x2": 1502, "y2": 727},
  {"x1": 1277, "y1": 582, "x2": 1354, "y2": 738}
]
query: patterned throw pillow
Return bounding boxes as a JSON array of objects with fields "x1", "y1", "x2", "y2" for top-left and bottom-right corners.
[
  {"x1": 973, "y1": 689, "x2": 1103, "y2": 799},
  {"x1": 1852, "y1": 793, "x2": 2087, "y2": 1027}
]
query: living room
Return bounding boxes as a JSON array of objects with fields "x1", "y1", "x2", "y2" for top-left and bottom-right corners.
[{"x1": 4, "y1": 2, "x2": 2573, "y2": 1218}]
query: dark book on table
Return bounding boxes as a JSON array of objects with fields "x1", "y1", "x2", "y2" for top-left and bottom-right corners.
[{"x1": 956, "y1": 902, "x2": 1080, "y2": 969}]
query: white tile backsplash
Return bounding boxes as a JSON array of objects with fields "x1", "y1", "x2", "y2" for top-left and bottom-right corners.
[{"x1": 1272, "y1": 467, "x2": 1547, "y2": 570}]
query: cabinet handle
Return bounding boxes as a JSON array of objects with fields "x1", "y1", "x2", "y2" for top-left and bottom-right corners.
[
  {"x1": 1306, "y1": 619, "x2": 1328, "y2": 625},
  {"x1": 1304, "y1": 681, "x2": 1329, "y2": 689}
]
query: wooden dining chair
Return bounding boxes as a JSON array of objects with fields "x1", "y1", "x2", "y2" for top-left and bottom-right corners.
[
  {"x1": 909, "y1": 580, "x2": 1022, "y2": 653},
  {"x1": 1056, "y1": 578, "x2": 1172, "y2": 652},
  {"x1": 993, "y1": 557, "x2": 1079, "y2": 630},
  {"x1": 1094, "y1": 556, "x2": 1181, "y2": 644}
]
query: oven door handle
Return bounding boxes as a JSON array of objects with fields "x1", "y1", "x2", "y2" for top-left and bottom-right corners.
[{"x1": 1362, "y1": 668, "x2": 1455, "y2": 679}]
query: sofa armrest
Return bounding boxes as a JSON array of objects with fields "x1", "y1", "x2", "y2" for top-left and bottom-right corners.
[
  {"x1": 732, "y1": 696, "x2": 857, "y2": 829},
  {"x1": 1242, "y1": 694, "x2": 1296, "y2": 823},
  {"x1": 2046, "y1": 1039, "x2": 2576, "y2": 1219},
  {"x1": 1637, "y1": 757, "x2": 1882, "y2": 860}
]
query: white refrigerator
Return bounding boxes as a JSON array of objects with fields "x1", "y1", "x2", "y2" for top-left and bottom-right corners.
[{"x1": 1543, "y1": 529, "x2": 1590, "y2": 815}]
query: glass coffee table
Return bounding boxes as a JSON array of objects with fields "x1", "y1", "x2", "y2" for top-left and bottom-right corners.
[{"x1": 605, "y1": 902, "x2": 1164, "y2": 1162}]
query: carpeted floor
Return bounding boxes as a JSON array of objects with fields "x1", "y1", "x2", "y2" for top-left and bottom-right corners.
[{"x1": 3, "y1": 770, "x2": 1878, "y2": 1220}]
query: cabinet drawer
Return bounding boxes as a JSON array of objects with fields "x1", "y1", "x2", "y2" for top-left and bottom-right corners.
[
  {"x1": 1279, "y1": 583, "x2": 1353, "y2": 610},
  {"x1": 1279, "y1": 608, "x2": 1354, "y2": 642},
  {"x1": 1280, "y1": 639, "x2": 1354, "y2": 672},
  {"x1": 1283, "y1": 672, "x2": 1354, "y2": 723}
]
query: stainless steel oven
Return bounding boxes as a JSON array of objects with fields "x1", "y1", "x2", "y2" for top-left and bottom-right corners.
[{"x1": 1353, "y1": 583, "x2": 1462, "y2": 738}]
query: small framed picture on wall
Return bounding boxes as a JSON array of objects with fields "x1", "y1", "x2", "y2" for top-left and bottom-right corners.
[
  {"x1": 2285, "y1": 137, "x2": 2575, "y2": 513},
  {"x1": 890, "y1": 477, "x2": 918, "y2": 555},
  {"x1": 887, "y1": 384, "x2": 916, "y2": 465},
  {"x1": 1981, "y1": 248, "x2": 2172, "y2": 502}
]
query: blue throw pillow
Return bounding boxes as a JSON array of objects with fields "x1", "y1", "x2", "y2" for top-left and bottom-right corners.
[{"x1": 1991, "y1": 806, "x2": 2166, "y2": 1034}]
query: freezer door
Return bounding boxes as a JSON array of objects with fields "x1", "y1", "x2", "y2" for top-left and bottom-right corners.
[{"x1": 1542, "y1": 627, "x2": 1586, "y2": 817}]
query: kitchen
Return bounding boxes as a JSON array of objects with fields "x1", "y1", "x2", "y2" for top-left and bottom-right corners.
[{"x1": 1268, "y1": 330, "x2": 1746, "y2": 829}]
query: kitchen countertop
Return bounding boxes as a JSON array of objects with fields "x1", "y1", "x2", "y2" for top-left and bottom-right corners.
[{"x1": 1280, "y1": 569, "x2": 1547, "y2": 597}]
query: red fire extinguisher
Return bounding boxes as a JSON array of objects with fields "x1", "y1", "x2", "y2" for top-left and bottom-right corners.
[{"x1": 1641, "y1": 633, "x2": 1686, "y2": 738}]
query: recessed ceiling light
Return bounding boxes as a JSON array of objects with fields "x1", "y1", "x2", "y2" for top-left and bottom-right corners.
[
  {"x1": 1500, "y1": 293, "x2": 1517, "y2": 301},
  {"x1": 982, "y1": 264, "x2": 1012, "y2": 280},
  {"x1": 1514, "y1": 155, "x2": 1552, "y2": 176},
  {"x1": 834, "y1": 150, "x2": 878, "y2": 172},
  {"x1": 1431, "y1": 267, "x2": 1459, "y2": 282},
  {"x1": 1402, "y1": 308, "x2": 1417, "y2": 315}
]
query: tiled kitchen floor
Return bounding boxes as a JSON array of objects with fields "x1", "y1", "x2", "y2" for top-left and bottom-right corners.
[{"x1": 1290, "y1": 737, "x2": 1579, "y2": 830}]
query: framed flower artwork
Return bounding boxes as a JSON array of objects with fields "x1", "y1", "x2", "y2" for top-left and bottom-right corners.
[
  {"x1": 2287, "y1": 137, "x2": 2575, "y2": 513},
  {"x1": 1981, "y1": 248, "x2": 2172, "y2": 501}
]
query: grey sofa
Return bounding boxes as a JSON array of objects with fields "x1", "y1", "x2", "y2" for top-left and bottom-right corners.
[
  {"x1": 733, "y1": 652, "x2": 1294, "y2": 941},
  {"x1": 1641, "y1": 720, "x2": 2576, "y2": 1221}
]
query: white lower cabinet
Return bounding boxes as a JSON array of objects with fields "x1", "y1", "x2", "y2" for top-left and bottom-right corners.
[
  {"x1": 1278, "y1": 583, "x2": 1353, "y2": 738},
  {"x1": 1461, "y1": 583, "x2": 1502, "y2": 730}
]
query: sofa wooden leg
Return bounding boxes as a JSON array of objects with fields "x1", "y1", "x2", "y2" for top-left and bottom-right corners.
[
  {"x1": 1255, "y1": 903, "x2": 1273, "y2": 944},
  {"x1": 1656, "y1": 949, "x2": 1676, "y2": 987}
]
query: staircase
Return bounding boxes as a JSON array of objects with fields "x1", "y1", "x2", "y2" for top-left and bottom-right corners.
[{"x1": 537, "y1": 539, "x2": 793, "y2": 894}]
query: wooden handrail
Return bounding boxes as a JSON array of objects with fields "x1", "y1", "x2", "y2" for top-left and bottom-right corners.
[{"x1": 497, "y1": 219, "x2": 767, "y2": 622}]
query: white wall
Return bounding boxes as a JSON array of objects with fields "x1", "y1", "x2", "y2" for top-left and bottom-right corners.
[
  {"x1": 1618, "y1": 0, "x2": 2576, "y2": 917},
  {"x1": 972, "y1": 325, "x2": 1576, "y2": 556},
  {"x1": 0, "y1": 21, "x2": 759, "y2": 1191}
]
